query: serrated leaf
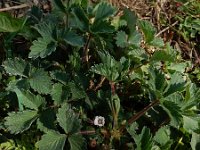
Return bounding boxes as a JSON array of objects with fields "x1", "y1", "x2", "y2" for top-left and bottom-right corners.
[
  {"x1": 36, "y1": 131, "x2": 66, "y2": 150},
  {"x1": 34, "y1": 22, "x2": 55, "y2": 41},
  {"x1": 51, "y1": 83, "x2": 70, "y2": 105},
  {"x1": 69, "y1": 82, "x2": 86, "y2": 100},
  {"x1": 149, "y1": 37, "x2": 164, "y2": 47},
  {"x1": 52, "y1": 0, "x2": 67, "y2": 13},
  {"x1": 161, "y1": 100, "x2": 182, "y2": 127},
  {"x1": 115, "y1": 31, "x2": 127, "y2": 48},
  {"x1": 121, "y1": 8, "x2": 137, "y2": 33},
  {"x1": 14, "y1": 89, "x2": 46, "y2": 110},
  {"x1": 190, "y1": 132, "x2": 200, "y2": 150},
  {"x1": 28, "y1": 68, "x2": 52, "y2": 94},
  {"x1": 63, "y1": 31, "x2": 84, "y2": 47},
  {"x1": 68, "y1": 134, "x2": 86, "y2": 150},
  {"x1": 138, "y1": 20, "x2": 156, "y2": 43},
  {"x1": 0, "y1": 13, "x2": 24, "y2": 32},
  {"x1": 5, "y1": 110, "x2": 38, "y2": 134},
  {"x1": 37, "y1": 109, "x2": 56, "y2": 133},
  {"x1": 29, "y1": 38, "x2": 57, "y2": 58},
  {"x1": 183, "y1": 115, "x2": 200, "y2": 133},
  {"x1": 164, "y1": 73, "x2": 186, "y2": 97},
  {"x1": 151, "y1": 50, "x2": 175, "y2": 62},
  {"x1": 94, "y1": 2, "x2": 116, "y2": 22},
  {"x1": 153, "y1": 126, "x2": 171, "y2": 146},
  {"x1": 132, "y1": 126, "x2": 153, "y2": 150},
  {"x1": 50, "y1": 71, "x2": 69, "y2": 85},
  {"x1": 57, "y1": 104, "x2": 81, "y2": 134},
  {"x1": 128, "y1": 31, "x2": 142, "y2": 47},
  {"x1": 72, "y1": 6, "x2": 89, "y2": 31},
  {"x1": 90, "y1": 20, "x2": 115, "y2": 34},
  {"x1": 3, "y1": 58, "x2": 27, "y2": 77},
  {"x1": 128, "y1": 48, "x2": 148, "y2": 62}
]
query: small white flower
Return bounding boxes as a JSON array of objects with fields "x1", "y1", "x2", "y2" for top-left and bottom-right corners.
[{"x1": 94, "y1": 116, "x2": 105, "y2": 127}]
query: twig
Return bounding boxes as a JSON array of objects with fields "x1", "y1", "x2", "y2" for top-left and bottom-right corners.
[
  {"x1": 156, "y1": 21, "x2": 179, "y2": 37},
  {"x1": 78, "y1": 130, "x2": 96, "y2": 135},
  {"x1": 0, "y1": 3, "x2": 30, "y2": 12},
  {"x1": 119, "y1": 100, "x2": 160, "y2": 132},
  {"x1": 94, "y1": 77, "x2": 106, "y2": 91}
]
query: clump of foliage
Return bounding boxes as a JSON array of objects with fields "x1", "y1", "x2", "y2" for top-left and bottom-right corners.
[{"x1": 0, "y1": 0, "x2": 200, "y2": 149}]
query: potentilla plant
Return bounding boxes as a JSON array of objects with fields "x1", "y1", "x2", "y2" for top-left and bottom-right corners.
[{"x1": 0, "y1": 0, "x2": 199, "y2": 150}]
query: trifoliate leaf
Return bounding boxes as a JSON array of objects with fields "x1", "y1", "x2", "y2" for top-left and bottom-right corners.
[
  {"x1": 90, "y1": 20, "x2": 115, "y2": 34},
  {"x1": 94, "y1": 2, "x2": 116, "y2": 22},
  {"x1": 5, "y1": 110, "x2": 38, "y2": 134},
  {"x1": 56, "y1": 103, "x2": 81, "y2": 134},
  {"x1": 37, "y1": 109, "x2": 56, "y2": 133},
  {"x1": 14, "y1": 89, "x2": 46, "y2": 110},
  {"x1": 71, "y1": 6, "x2": 89, "y2": 31},
  {"x1": 29, "y1": 38, "x2": 57, "y2": 59},
  {"x1": 36, "y1": 131, "x2": 66, "y2": 150},
  {"x1": 51, "y1": 83, "x2": 70, "y2": 105},
  {"x1": 161, "y1": 100, "x2": 182, "y2": 127},
  {"x1": 28, "y1": 68, "x2": 52, "y2": 94},
  {"x1": 138, "y1": 20, "x2": 156, "y2": 43},
  {"x1": 0, "y1": 13, "x2": 24, "y2": 32},
  {"x1": 190, "y1": 132, "x2": 200, "y2": 150},
  {"x1": 63, "y1": 31, "x2": 84, "y2": 47},
  {"x1": 68, "y1": 134, "x2": 86, "y2": 150},
  {"x1": 3, "y1": 58, "x2": 28, "y2": 77},
  {"x1": 115, "y1": 31, "x2": 127, "y2": 48}
]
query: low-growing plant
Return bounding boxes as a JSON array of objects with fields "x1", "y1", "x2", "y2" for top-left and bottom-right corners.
[{"x1": 0, "y1": 0, "x2": 200, "y2": 149}]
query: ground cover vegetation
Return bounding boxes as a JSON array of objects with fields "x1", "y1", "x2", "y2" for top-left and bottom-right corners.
[{"x1": 0, "y1": 0, "x2": 200, "y2": 149}]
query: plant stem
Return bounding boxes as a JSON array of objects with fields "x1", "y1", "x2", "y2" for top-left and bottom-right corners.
[
  {"x1": 83, "y1": 33, "x2": 92, "y2": 65},
  {"x1": 79, "y1": 130, "x2": 96, "y2": 135},
  {"x1": 119, "y1": 100, "x2": 160, "y2": 132},
  {"x1": 94, "y1": 77, "x2": 106, "y2": 91}
]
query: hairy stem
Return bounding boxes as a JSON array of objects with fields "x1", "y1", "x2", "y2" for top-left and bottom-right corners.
[
  {"x1": 83, "y1": 33, "x2": 92, "y2": 65},
  {"x1": 119, "y1": 100, "x2": 160, "y2": 132}
]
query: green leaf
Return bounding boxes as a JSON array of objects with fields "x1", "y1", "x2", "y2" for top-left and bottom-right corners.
[
  {"x1": 94, "y1": 2, "x2": 116, "y2": 22},
  {"x1": 115, "y1": 31, "x2": 127, "y2": 48},
  {"x1": 52, "y1": 0, "x2": 67, "y2": 13},
  {"x1": 29, "y1": 38, "x2": 57, "y2": 59},
  {"x1": 183, "y1": 115, "x2": 200, "y2": 133},
  {"x1": 63, "y1": 31, "x2": 84, "y2": 47},
  {"x1": 56, "y1": 103, "x2": 81, "y2": 134},
  {"x1": 34, "y1": 22, "x2": 55, "y2": 41},
  {"x1": 37, "y1": 109, "x2": 56, "y2": 133},
  {"x1": 90, "y1": 20, "x2": 115, "y2": 34},
  {"x1": 68, "y1": 134, "x2": 86, "y2": 150},
  {"x1": 132, "y1": 126, "x2": 153, "y2": 150},
  {"x1": 149, "y1": 37, "x2": 164, "y2": 47},
  {"x1": 138, "y1": 20, "x2": 156, "y2": 43},
  {"x1": 161, "y1": 100, "x2": 182, "y2": 127},
  {"x1": 164, "y1": 73, "x2": 186, "y2": 97},
  {"x1": 14, "y1": 89, "x2": 46, "y2": 110},
  {"x1": 4, "y1": 110, "x2": 38, "y2": 134},
  {"x1": 151, "y1": 50, "x2": 175, "y2": 62},
  {"x1": 51, "y1": 83, "x2": 70, "y2": 105},
  {"x1": 121, "y1": 8, "x2": 137, "y2": 32},
  {"x1": 128, "y1": 48, "x2": 148, "y2": 62},
  {"x1": 71, "y1": 6, "x2": 89, "y2": 31},
  {"x1": 128, "y1": 31, "x2": 142, "y2": 47},
  {"x1": 28, "y1": 68, "x2": 52, "y2": 94},
  {"x1": 0, "y1": 13, "x2": 24, "y2": 32},
  {"x1": 3, "y1": 58, "x2": 28, "y2": 77},
  {"x1": 153, "y1": 126, "x2": 171, "y2": 146},
  {"x1": 190, "y1": 132, "x2": 200, "y2": 150},
  {"x1": 69, "y1": 82, "x2": 87, "y2": 100},
  {"x1": 50, "y1": 71, "x2": 69, "y2": 85},
  {"x1": 36, "y1": 131, "x2": 66, "y2": 150}
]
